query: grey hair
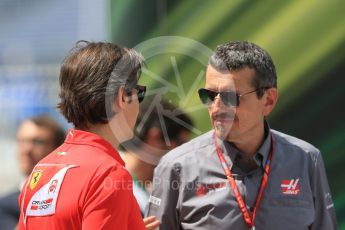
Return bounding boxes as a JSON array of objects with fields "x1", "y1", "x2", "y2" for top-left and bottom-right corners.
[
  {"x1": 105, "y1": 48, "x2": 145, "y2": 116},
  {"x1": 106, "y1": 48, "x2": 144, "y2": 93},
  {"x1": 209, "y1": 41, "x2": 277, "y2": 97}
]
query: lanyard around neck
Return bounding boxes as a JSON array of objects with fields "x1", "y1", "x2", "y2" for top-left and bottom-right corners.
[{"x1": 213, "y1": 132, "x2": 274, "y2": 229}]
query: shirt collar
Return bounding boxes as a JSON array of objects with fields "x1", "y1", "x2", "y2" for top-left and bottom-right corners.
[
  {"x1": 256, "y1": 120, "x2": 272, "y2": 167},
  {"x1": 64, "y1": 129, "x2": 125, "y2": 166},
  {"x1": 221, "y1": 140, "x2": 238, "y2": 169}
]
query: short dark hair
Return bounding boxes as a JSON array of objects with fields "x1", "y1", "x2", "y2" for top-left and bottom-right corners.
[
  {"x1": 29, "y1": 115, "x2": 65, "y2": 148},
  {"x1": 122, "y1": 100, "x2": 193, "y2": 150},
  {"x1": 137, "y1": 101, "x2": 193, "y2": 145},
  {"x1": 57, "y1": 41, "x2": 144, "y2": 129},
  {"x1": 209, "y1": 41, "x2": 277, "y2": 97}
]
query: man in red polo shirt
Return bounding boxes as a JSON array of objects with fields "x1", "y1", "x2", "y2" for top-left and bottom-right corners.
[{"x1": 18, "y1": 41, "x2": 159, "y2": 229}]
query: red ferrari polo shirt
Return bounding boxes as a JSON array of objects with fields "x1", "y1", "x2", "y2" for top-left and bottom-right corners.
[{"x1": 18, "y1": 129, "x2": 145, "y2": 230}]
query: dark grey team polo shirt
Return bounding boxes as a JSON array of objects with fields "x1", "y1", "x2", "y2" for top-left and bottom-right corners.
[{"x1": 146, "y1": 128, "x2": 337, "y2": 230}]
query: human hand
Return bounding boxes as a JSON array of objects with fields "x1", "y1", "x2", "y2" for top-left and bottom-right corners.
[{"x1": 143, "y1": 216, "x2": 160, "y2": 230}]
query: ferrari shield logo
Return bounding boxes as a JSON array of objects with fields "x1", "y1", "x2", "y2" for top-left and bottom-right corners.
[{"x1": 30, "y1": 171, "x2": 43, "y2": 190}]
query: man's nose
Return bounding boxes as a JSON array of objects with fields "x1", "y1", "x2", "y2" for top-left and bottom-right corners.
[
  {"x1": 213, "y1": 94, "x2": 228, "y2": 108},
  {"x1": 210, "y1": 95, "x2": 223, "y2": 114},
  {"x1": 211, "y1": 95, "x2": 236, "y2": 114}
]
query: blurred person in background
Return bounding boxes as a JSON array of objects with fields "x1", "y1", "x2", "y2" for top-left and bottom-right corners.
[
  {"x1": 121, "y1": 100, "x2": 193, "y2": 215},
  {"x1": 146, "y1": 41, "x2": 337, "y2": 229},
  {"x1": 0, "y1": 115, "x2": 65, "y2": 230},
  {"x1": 17, "y1": 41, "x2": 159, "y2": 230}
]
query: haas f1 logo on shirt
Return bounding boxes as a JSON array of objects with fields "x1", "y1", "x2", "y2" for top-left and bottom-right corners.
[{"x1": 281, "y1": 178, "x2": 300, "y2": 195}]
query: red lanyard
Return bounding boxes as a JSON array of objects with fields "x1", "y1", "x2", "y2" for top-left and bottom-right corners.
[{"x1": 213, "y1": 132, "x2": 274, "y2": 229}]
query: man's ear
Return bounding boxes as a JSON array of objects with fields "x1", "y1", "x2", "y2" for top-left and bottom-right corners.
[
  {"x1": 262, "y1": 88, "x2": 278, "y2": 116},
  {"x1": 112, "y1": 86, "x2": 126, "y2": 113}
]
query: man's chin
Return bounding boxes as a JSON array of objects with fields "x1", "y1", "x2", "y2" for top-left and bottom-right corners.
[{"x1": 214, "y1": 126, "x2": 231, "y2": 140}]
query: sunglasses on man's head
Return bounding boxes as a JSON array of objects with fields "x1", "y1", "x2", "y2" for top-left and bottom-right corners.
[
  {"x1": 198, "y1": 87, "x2": 269, "y2": 107},
  {"x1": 135, "y1": 85, "x2": 146, "y2": 103}
]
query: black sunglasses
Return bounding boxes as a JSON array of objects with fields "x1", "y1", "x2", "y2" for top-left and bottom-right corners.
[
  {"x1": 198, "y1": 87, "x2": 269, "y2": 107},
  {"x1": 135, "y1": 85, "x2": 146, "y2": 103}
]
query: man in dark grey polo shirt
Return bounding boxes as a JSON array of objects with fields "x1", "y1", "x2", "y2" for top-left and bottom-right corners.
[{"x1": 146, "y1": 41, "x2": 337, "y2": 229}]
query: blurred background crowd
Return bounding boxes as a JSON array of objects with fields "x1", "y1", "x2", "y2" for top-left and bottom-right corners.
[{"x1": 0, "y1": 0, "x2": 344, "y2": 227}]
